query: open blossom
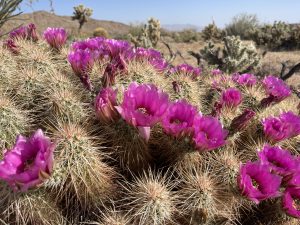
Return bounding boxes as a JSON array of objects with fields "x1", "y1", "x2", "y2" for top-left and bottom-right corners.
[
  {"x1": 95, "y1": 87, "x2": 119, "y2": 123},
  {"x1": 43, "y1": 27, "x2": 67, "y2": 50},
  {"x1": 220, "y1": 88, "x2": 242, "y2": 108},
  {"x1": 261, "y1": 75, "x2": 291, "y2": 106},
  {"x1": 170, "y1": 64, "x2": 201, "y2": 79},
  {"x1": 133, "y1": 47, "x2": 168, "y2": 72},
  {"x1": 232, "y1": 73, "x2": 257, "y2": 86},
  {"x1": 162, "y1": 100, "x2": 198, "y2": 137},
  {"x1": 211, "y1": 69, "x2": 222, "y2": 76},
  {"x1": 0, "y1": 129, "x2": 54, "y2": 192},
  {"x1": 192, "y1": 115, "x2": 228, "y2": 151},
  {"x1": 116, "y1": 82, "x2": 169, "y2": 141},
  {"x1": 238, "y1": 161, "x2": 282, "y2": 204},
  {"x1": 258, "y1": 145, "x2": 299, "y2": 176},
  {"x1": 68, "y1": 49, "x2": 96, "y2": 76},
  {"x1": 282, "y1": 187, "x2": 300, "y2": 218},
  {"x1": 230, "y1": 109, "x2": 255, "y2": 131},
  {"x1": 262, "y1": 111, "x2": 300, "y2": 142},
  {"x1": 10, "y1": 23, "x2": 38, "y2": 41}
]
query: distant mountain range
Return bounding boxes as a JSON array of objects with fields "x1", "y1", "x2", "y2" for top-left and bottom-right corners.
[{"x1": 162, "y1": 24, "x2": 203, "y2": 32}]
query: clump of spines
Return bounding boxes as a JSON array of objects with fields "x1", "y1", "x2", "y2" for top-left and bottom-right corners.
[
  {"x1": 45, "y1": 122, "x2": 116, "y2": 218},
  {"x1": 121, "y1": 170, "x2": 178, "y2": 225}
]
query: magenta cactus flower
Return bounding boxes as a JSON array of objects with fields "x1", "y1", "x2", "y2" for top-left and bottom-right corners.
[
  {"x1": 0, "y1": 129, "x2": 55, "y2": 192},
  {"x1": 230, "y1": 109, "x2": 256, "y2": 131},
  {"x1": 162, "y1": 100, "x2": 198, "y2": 137},
  {"x1": 211, "y1": 69, "x2": 222, "y2": 76},
  {"x1": 192, "y1": 115, "x2": 228, "y2": 151},
  {"x1": 3, "y1": 39, "x2": 19, "y2": 55},
  {"x1": 259, "y1": 145, "x2": 299, "y2": 177},
  {"x1": 133, "y1": 47, "x2": 168, "y2": 72},
  {"x1": 9, "y1": 26, "x2": 27, "y2": 40},
  {"x1": 170, "y1": 64, "x2": 201, "y2": 79},
  {"x1": 282, "y1": 187, "x2": 300, "y2": 218},
  {"x1": 27, "y1": 23, "x2": 38, "y2": 42},
  {"x1": 68, "y1": 49, "x2": 96, "y2": 76},
  {"x1": 95, "y1": 87, "x2": 119, "y2": 123},
  {"x1": 238, "y1": 161, "x2": 282, "y2": 204},
  {"x1": 261, "y1": 75, "x2": 291, "y2": 107},
  {"x1": 262, "y1": 111, "x2": 300, "y2": 142},
  {"x1": 116, "y1": 82, "x2": 169, "y2": 141},
  {"x1": 232, "y1": 73, "x2": 257, "y2": 86},
  {"x1": 220, "y1": 88, "x2": 242, "y2": 108},
  {"x1": 43, "y1": 27, "x2": 67, "y2": 50}
]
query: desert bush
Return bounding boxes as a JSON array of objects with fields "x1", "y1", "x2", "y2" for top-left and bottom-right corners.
[
  {"x1": 225, "y1": 13, "x2": 259, "y2": 40},
  {"x1": 93, "y1": 27, "x2": 109, "y2": 38},
  {"x1": 249, "y1": 21, "x2": 291, "y2": 50},
  {"x1": 172, "y1": 28, "x2": 201, "y2": 43},
  {"x1": 202, "y1": 22, "x2": 224, "y2": 41},
  {"x1": 201, "y1": 35, "x2": 261, "y2": 73}
]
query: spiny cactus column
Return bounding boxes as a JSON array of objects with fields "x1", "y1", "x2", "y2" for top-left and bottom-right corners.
[{"x1": 72, "y1": 4, "x2": 93, "y2": 33}]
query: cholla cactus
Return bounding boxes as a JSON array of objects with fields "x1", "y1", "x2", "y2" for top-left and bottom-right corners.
[
  {"x1": 130, "y1": 17, "x2": 161, "y2": 48},
  {"x1": 0, "y1": 0, "x2": 22, "y2": 29},
  {"x1": 201, "y1": 36, "x2": 261, "y2": 73},
  {"x1": 249, "y1": 21, "x2": 291, "y2": 50},
  {"x1": 72, "y1": 4, "x2": 93, "y2": 32},
  {"x1": 202, "y1": 22, "x2": 224, "y2": 41}
]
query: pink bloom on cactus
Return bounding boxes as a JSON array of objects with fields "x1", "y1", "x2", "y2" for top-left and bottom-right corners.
[
  {"x1": 27, "y1": 23, "x2": 38, "y2": 42},
  {"x1": 0, "y1": 129, "x2": 54, "y2": 192},
  {"x1": 105, "y1": 39, "x2": 132, "y2": 58},
  {"x1": 134, "y1": 47, "x2": 168, "y2": 72},
  {"x1": 262, "y1": 111, "x2": 300, "y2": 142},
  {"x1": 95, "y1": 87, "x2": 119, "y2": 123},
  {"x1": 43, "y1": 27, "x2": 67, "y2": 50},
  {"x1": 220, "y1": 88, "x2": 242, "y2": 108},
  {"x1": 68, "y1": 49, "x2": 96, "y2": 76},
  {"x1": 232, "y1": 73, "x2": 257, "y2": 86},
  {"x1": 282, "y1": 187, "x2": 300, "y2": 218},
  {"x1": 238, "y1": 161, "x2": 282, "y2": 204},
  {"x1": 71, "y1": 37, "x2": 106, "y2": 51},
  {"x1": 162, "y1": 100, "x2": 198, "y2": 137},
  {"x1": 170, "y1": 64, "x2": 201, "y2": 79},
  {"x1": 192, "y1": 115, "x2": 228, "y2": 151},
  {"x1": 262, "y1": 75, "x2": 291, "y2": 104},
  {"x1": 258, "y1": 145, "x2": 299, "y2": 177},
  {"x1": 116, "y1": 82, "x2": 169, "y2": 141},
  {"x1": 211, "y1": 69, "x2": 222, "y2": 76},
  {"x1": 9, "y1": 26, "x2": 27, "y2": 39}
]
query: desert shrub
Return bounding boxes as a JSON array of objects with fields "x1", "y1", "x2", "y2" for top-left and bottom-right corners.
[
  {"x1": 202, "y1": 22, "x2": 224, "y2": 41},
  {"x1": 93, "y1": 27, "x2": 109, "y2": 38},
  {"x1": 172, "y1": 29, "x2": 201, "y2": 43},
  {"x1": 225, "y1": 13, "x2": 259, "y2": 40},
  {"x1": 249, "y1": 21, "x2": 291, "y2": 50},
  {"x1": 201, "y1": 36, "x2": 261, "y2": 73}
]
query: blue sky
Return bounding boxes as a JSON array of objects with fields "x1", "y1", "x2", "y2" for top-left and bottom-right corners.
[{"x1": 20, "y1": 0, "x2": 300, "y2": 27}]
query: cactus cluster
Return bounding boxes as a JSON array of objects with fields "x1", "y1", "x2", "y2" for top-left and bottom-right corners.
[
  {"x1": 0, "y1": 23, "x2": 300, "y2": 225},
  {"x1": 130, "y1": 17, "x2": 161, "y2": 48},
  {"x1": 202, "y1": 22, "x2": 224, "y2": 41},
  {"x1": 249, "y1": 21, "x2": 300, "y2": 50},
  {"x1": 201, "y1": 36, "x2": 261, "y2": 73}
]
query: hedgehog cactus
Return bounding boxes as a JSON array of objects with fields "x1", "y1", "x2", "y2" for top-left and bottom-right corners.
[{"x1": 0, "y1": 24, "x2": 300, "y2": 225}]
